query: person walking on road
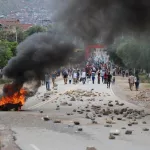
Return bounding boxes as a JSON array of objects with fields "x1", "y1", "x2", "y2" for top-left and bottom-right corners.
[
  {"x1": 104, "y1": 71, "x2": 108, "y2": 84},
  {"x1": 52, "y1": 71, "x2": 56, "y2": 88},
  {"x1": 81, "y1": 69, "x2": 86, "y2": 84},
  {"x1": 91, "y1": 71, "x2": 96, "y2": 84},
  {"x1": 73, "y1": 70, "x2": 77, "y2": 84},
  {"x1": 101, "y1": 70, "x2": 105, "y2": 83},
  {"x1": 128, "y1": 74, "x2": 135, "y2": 91},
  {"x1": 63, "y1": 70, "x2": 68, "y2": 84},
  {"x1": 97, "y1": 70, "x2": 100, "y2": 84},
  {"x1": 134, "y1": 75, "x2": 140, "y2": 91},
  {"x1": 45, "y1": 73, "x2": 50, "y2": 91},
  {"x1": 107, "y1": 72, "x2": 112, "y2": 88}
]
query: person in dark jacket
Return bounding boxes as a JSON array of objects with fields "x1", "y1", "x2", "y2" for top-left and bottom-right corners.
[
  {"x1": 107, "y1": 72, "x2": 112, "y2": 88},
  {"x1": 97, "y1": 71, "x2": 100, "y2": 84},
  {"x1": 135, "y1": 75, "x2": 140, "y2": 91}
]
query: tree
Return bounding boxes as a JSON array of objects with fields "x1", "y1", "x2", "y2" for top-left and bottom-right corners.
[
  {"x1": 24, "y1": 26, "x2": 46, "y2": 38},
  {"x1": 0, "y1": 40, "x2": 17, "y2": 68},
  {"x1": 108, "y1": 36, "x2": 150, "y2": 73}
]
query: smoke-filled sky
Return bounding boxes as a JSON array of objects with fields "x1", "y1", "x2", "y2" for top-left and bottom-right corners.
[
  {"x1": 3, "y1": 33, "x2": 74, "y2": 84},
  {"x1": 3, "y1": 0, "x2": 150, "y2": 86},
  {"x1": 57, "y1": 0, "x2": 150, "y2": 43}
]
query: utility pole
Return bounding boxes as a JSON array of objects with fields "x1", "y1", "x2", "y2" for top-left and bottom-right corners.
[{"x1": 15, "y1": 26, "x2": 18, "y2": 43}]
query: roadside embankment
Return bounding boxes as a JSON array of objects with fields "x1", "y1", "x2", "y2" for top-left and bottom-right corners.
[{"x1": 112, "y1": 76, "x2": 150, "y2": 109}]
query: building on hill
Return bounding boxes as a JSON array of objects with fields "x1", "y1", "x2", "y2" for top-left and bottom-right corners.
[{"x1": 0, "y1": 18, "x2": 32, "y2": 32}]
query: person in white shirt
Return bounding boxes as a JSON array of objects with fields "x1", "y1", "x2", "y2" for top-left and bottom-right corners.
[
  {"x1": 73, "y1": 71, "x2": 77, "y2": 84},
  {"x1": 100, "y1": 70, "x2": 105, "y2": 83},
  {"x1": 128, "y1": 74, "x2": 135, "y2": 91},
  {"x1": 81, "y1": 70, "x2": 86, "y2": 84}
]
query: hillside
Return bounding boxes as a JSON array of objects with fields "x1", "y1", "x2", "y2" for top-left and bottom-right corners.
[
  {"x1": 0, "y1": 0, "x2": 22, "y2": 15},
  {"x1": 0, "y1": 0, "x2": 68, "y2": 16}
]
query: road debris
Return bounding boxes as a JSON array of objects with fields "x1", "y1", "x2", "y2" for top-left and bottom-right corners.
[
  {"x1": 143, "y1": 128, "x2": 149, "y2": 131},
  {"x1": 86, "y1": 147, "x2": 97, "y2": 150},
  {"x1": 74, "y1": 121, "x2": 80, "y2": 125},
  {"x1": 54, "y1": 120, "x2": 61, "y2": 123},
  {"x1": 43, "y1": 116, "x2": 50, "y2": 121},
  {"x1": 110, "y1": 129, "x2": 120, "y2": 136},
  {"x1": 125, "y1": 130, "x2": 132, "y2": 135}
]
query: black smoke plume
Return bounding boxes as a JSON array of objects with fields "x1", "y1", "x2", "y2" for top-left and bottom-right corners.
[
  {"x1": 3, "y1": 32, "x2": 75, "y2": 91},
  {"x1": 58, "y1": 0, "x2": 150, "y2": 43}
]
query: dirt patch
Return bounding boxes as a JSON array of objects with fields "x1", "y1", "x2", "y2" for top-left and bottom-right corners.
[{"x1": 112, "y1": 76, "x2": 150, "y2": 109}]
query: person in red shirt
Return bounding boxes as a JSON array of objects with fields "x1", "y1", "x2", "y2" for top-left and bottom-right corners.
[{"x1": 104, "y1": 71, "x2": 108, "y2": 84}]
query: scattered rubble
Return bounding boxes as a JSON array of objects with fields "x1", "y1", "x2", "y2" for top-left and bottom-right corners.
[
  {"x1": 125, "y1": 130, "x2": 132, "y2": 135},
  {"x1": 43, "y1": 116, "x2": 50, "y2": 121},
  {"x1": 40, "y1": 110, "x2": 43, "y2": 113},
  {"x1": 78, "y1": 128, "x2": 83, "y2": 131},
  {"x1": 60, "y1": 102, "x2": 68, "y2": 106},
  {"x1": 109, "y1": 134, "x2": 116, "y2": 139},
  {"x1": 104, "y1": 124, "x2": 112, "y2": 127},
  {"x1": 73, "y1": 109, "x2": 76, "y2": 112},
  {"x1": 110, "y1": 129, "x2": 120, "y2": 136},
  {"x1": 68, "y1": 103, "x2": 72, "y2": 106},
  {"x1": 142, "y1": 121, "x2": 147, "y2": 124},
  {"x1": 74, "y1": 121, "x2": 80, "y2": 125},
  {"x1": 143, "y1": 128, "x2": 149, "y2": 131},
  {"x1": 86, "y1": 147, "x2": 97, "y2": 150},
  {"x1": 128, "y1": 123, "x2": 132, "y2": 126},
  {"x1": 70, "y1": 97, "x2": 76, "y2": 101},
  {"x1": 54, "y1": 120, "x2": 61, "y2": 123}
]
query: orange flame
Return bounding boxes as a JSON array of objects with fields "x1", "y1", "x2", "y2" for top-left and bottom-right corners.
[{"x1": 0, "y1": 84, "x2": 27, "y2": 107}]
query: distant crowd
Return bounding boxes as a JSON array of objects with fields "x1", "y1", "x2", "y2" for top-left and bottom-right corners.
[{"x1": 43, "y1": 61, "x2": 116, "y2": 91}]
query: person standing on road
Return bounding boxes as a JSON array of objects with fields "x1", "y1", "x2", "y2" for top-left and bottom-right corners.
[
  {"x1": 97, "y1": 70, "x2": 100, "y2": 84},
  {"x1": 63, "y1": 69, "x2": 68, "y2": 84},
  {"x1": 101, "y1": 70, "x2": 104, "y2": 83},
  {"x1": 73, "y1": 70, "x2": 77, "y2": 84},
  {"x1": 52, "y1": 71, "x2": 56, "y2": 88},
  {"x1": 91, "y1": 71, "x2": 96, "y2": 84},
  {"x1": 134, "y1": 75, "x2": 140, "y2": 91},
  {"x1": 107, "y1": 72, "x2": 112, "y2": 88},
  {"x1": 45, "y1": 73, "x2": 50, "y2": 91},
  {"x1": 128, "y1": 74, "x2": 135, "y2": 91},
  {"x1": 104, "y1": 71, "x2": 108, "y2": 84},
  {"x1": 81, "y1": 69, "x2": 86, "y2": 84},
  {"x1": 77, "y1": 70, "x2": 80, "y2": 83}
]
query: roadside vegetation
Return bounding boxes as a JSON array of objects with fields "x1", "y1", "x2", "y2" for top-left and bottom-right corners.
[
  {"x1": 0, "y1": 78, "x2": 12, "y2": 84},
  {"x1": 108, "y1": 36, "x2": 150, "y2": 75},
  {"x1": 0, "y1": 25, "x2": 46, "y2": 85}
]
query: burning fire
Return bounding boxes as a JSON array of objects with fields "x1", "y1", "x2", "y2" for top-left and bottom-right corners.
[{"x1": 0, "y1": 83, "x2": 27, "y2": 108}]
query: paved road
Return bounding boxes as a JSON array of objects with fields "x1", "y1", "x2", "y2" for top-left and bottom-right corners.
[{"x1": 0, "y1": 78, "x2": 150, "y2": 150}]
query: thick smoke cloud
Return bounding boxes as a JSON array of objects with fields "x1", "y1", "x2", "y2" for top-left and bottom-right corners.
[
  {"x1": 3, "y1": 33, "x2": 75, "y2": 85},
  {"x1": 58, "y1": 0, "x2": 150, "y2": 43}
]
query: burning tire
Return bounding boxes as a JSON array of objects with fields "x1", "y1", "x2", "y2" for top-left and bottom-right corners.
[
  {"x1": 0, "y1": 103, "x2": 22, "y2": 111},
  {"x1": 0, "y1": 83, "x2": 27, "y2": 111}
]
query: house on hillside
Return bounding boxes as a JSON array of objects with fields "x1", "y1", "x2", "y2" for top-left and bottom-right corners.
[{"x1": 0, "y1": 18, "x2": 33, "y2": 32}]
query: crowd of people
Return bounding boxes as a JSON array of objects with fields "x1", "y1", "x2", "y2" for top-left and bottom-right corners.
[
  {"x1": 62, "y1": 66, "x2": 114, "y2": 88},
  {"x1": 43, "y1": 62, "x2": 116, "y2": 91}
]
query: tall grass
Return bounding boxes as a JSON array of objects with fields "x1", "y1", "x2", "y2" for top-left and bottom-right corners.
[{"x1": 139, "y1": 73, "x2": 150, "y2": 83}]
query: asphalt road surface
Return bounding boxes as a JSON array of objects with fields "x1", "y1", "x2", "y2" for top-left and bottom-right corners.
[{"x1": 0, "y1": 78, "x2": 150, "y2": 150}]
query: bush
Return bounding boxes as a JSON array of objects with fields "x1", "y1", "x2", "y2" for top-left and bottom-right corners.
[
  {"x1": 0, "y1": 78, "x2": 12, "y2": 84},
  {"x1": 139, "y1": 74, "x2": 150, "y2": 83}
]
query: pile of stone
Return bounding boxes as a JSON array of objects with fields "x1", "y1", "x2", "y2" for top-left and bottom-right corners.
[
  {"x1": 132, "y1": 89, "x2": 150, "y2": 101},
  {"x1": 65, "y1": 89, "x2": 100, "y2": 98}
]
